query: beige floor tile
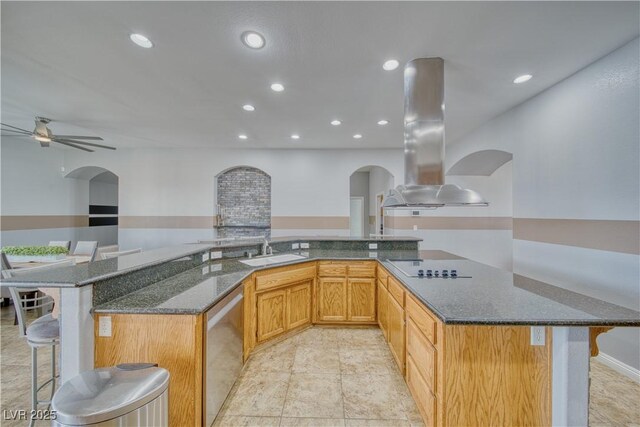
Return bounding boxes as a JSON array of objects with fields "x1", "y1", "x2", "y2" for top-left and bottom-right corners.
[
  {"x1": 282, "y1": 373, "x2": 344, "y2": 419},
  {"x1": 225, "y1": 371, "x2": 290, "y2": 417},
  {"x1": 281, "y1": 417, "x2": 346, "y2": 427},
  {"x1": 339, "y1": 348, "x2": 391, "y2": 375},
  {"x1": 293, "y1": 346, "x2": 341, "y2": 374},
  {"x1": 344, "y1": 419, "x2": 411, "y2": 427},
  {"x1": 337, "y1": 329, "x2": 385, "y2": 349},
  {"x1": 213, "y1": 415, "x2": 281, "y2": 426},
  {"x1": 245, "y1": 340, "x2": 297, "y2": 374},
  {"x1": 342, "y1": 374, "x2": 406, "y2": 420},
  {"x1": 295, "y1": 328, "x2": 340, "y2": 349}
]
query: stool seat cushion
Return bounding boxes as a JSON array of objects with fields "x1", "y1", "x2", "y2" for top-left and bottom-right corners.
[{"x1": 27, "y1": 314, "x2": 59, "y2": 343}]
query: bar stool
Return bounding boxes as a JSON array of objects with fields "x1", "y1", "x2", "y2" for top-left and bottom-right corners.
[{"x1": 9, "y1": 287, "x2": 59, "y2": 427}]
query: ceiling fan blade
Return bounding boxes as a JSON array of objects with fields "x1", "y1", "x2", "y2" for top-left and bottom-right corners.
[
  {"x1": 52, "y1": 139, "x2": 94, "y2": 152},
  {"x1": 53, "y1": 135, "x2": 104, "y2": 141},
  {"x1": 53, "y1": 138, "x2": 116, "y2": 150},
  {"x1": 0, "y1": 123, "x2": 33, "y2": 134},
  {"x1": 1, "y1": 127, "x2": 32, "y2": 135}
]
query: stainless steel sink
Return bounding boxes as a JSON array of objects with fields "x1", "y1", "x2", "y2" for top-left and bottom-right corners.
[{"x1": 239, "y1": 254, "x2": 306, "y2": 267}]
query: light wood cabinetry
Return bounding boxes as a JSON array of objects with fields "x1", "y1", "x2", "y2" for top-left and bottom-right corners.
[
  {"x1": 387, "y1": 292, "x2": 405, "y2": 373},
  {"x1": 94, "y1": 314, "x2": 204, "y2": 427},
  {"x1": 256, "y1": 288, "x2": 287, "y2": 342},
  {"x1": 286, "y1": 282, "x2": 312, "y2": 329},
  {"x1": 347, "y1": 277, "x2": 376, "y2": 322},
  {"x1": 377, "y1": 279, "x2": 388, "y2": 339},
  {"x1": 316, "y1": 261, "x2": 377, "y2": 324},
  {"x1": 317, "y1": 277, "x2": 348, "y2": 321}
]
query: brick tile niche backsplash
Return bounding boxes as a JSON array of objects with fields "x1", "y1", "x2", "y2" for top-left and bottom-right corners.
[{"x1": 216, "y1": 167, "x2": 271, "y2": 238}]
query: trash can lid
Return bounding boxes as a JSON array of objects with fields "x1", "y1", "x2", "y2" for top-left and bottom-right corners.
[{"x1": 52, "y1": 364, "x2": 169, "y2": 425}]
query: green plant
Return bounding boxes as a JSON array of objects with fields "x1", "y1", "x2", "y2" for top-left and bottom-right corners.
[{"x1": 1, "y1": 246, "x2": 69, "y2": 256}]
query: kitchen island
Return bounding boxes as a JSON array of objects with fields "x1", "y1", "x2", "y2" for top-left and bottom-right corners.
[{"x1": 2, "y1": 237, "x2": 638, "y2": 426}]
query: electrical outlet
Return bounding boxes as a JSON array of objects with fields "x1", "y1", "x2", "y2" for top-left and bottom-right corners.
[
  {"x1": 413, "y1": 225, "x2": 418, "y2": 231},
  {"x1": 201, "y1": 252, "x2": 210, "y2": 263},
  {"x1": 211, "y1": 251, "x2": 222, "y2": 259},
  {"x1": 292, "y1": 243, "x2": 300, "y2": 249},
  {"x1": 300, "y1": 242, "x2": 309, "y2": 249},
  {"x1": 98, "y1": 316, "x2": 112, "y2": 337},
  {"x1": 202, "y1": 266, "x2": 210, "y2": 275},
  {"x1": 369, "y1": 243, "x2": 378, "y2": 250},
  {"x1": 530, "y1": 326, "x2": 545, "y2": 346}
]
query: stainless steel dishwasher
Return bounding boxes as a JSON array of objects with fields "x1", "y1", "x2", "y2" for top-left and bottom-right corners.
[{"x1": 205, "y1": 285, "x2": 243, "y2": 426}]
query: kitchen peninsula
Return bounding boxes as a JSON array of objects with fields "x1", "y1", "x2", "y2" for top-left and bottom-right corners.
[{"x1": 2, "y1": 237, "x2": 639, "y2": 427}]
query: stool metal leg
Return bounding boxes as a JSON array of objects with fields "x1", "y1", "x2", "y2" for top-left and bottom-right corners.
[
  {"x1": 49, "y1": 344, "x2": 56, "y2": 408},
  {"x1": 30, "y1": 346, "x2": 37, "y2": 427}
]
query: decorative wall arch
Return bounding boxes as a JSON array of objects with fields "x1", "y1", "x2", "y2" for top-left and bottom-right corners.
[
  {"x1": 446, "y1": 150, "x2": 513, "y2": 176},
  {"x1": 348, "y1": 165, "x2": 395, "y2": 237},
  {"x1": 215, "y1": 166, "x2": 271, "y2": 238}
]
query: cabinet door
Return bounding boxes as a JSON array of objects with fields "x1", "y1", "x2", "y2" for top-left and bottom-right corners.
[
  {"x1": 286, "y1": 281, "x2": 312, "y2": 330},
  {"x1": 256, "y1": 289, "x2": 286, "y2": 343},
  {"x1": 347, "y1": 278, "x2": 376, "y2": 322},
  {"x1": 317, "y1": 277, "x2": 348, "y2": 321},
  {"x1": 377, "y1": 281, "x2": 388, "y2": 339},
  {"x1": 388, "y1": 295, "x2": 406, "y2": 373}
]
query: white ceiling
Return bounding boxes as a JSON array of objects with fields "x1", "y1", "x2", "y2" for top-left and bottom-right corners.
[{"x1": 1, "y1": 1, "x2": 638, "y2": 150}]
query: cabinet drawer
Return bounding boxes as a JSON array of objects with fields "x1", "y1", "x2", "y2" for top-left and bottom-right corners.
[
  {"x1": 406, "y1": 294, "x2": 437, "y2": 346},
  {"x1": 387, "y1": 276, "x2": 405, "y2": 307},
  {"x1": 407, "y1": 354, "x2": 436, "y2": 427},
  {"x1": 318, "y1": 262, "x2": 348, "y2": 277},
  {"x1": 256, "y1": 265, "x2": 316, "y2": 291},
  {"x1": 376, "y1": 265, "x2": 389, "y2": 288},
  {"x1": 348, "y1": 262, "x2": 376, "y2": 278},
  {"x1": 407, "y1": 318, "x2": 436, "y2": 392}
]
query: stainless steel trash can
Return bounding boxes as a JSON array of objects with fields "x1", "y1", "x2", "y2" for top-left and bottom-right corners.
[{"x1": 51, "y1": 363, "x2": 169, "y2": 426}]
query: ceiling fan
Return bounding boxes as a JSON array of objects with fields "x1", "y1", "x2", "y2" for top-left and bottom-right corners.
[{"x1": 0, "y1": 117, "x2": 115, "y2": 152}]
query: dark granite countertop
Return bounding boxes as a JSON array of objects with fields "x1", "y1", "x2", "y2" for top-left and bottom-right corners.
[
  {"x1": 93, "y1": 249, "x2": 640, "y2": 327},
  {"x1": 193, "y1": 235, "x2": 422, "y2": 249},
  {"x1": 0, "y1": 244, "x2": 213, "y2": 288}
]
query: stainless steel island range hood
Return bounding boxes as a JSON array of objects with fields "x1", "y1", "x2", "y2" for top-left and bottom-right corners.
[{"x1": 384, "y1": 58, "x2": 488, "y2": 208}]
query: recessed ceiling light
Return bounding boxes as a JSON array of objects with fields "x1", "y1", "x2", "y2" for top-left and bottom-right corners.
[
  {"x1": 513, "y1": 74, "x2": 533, "y2": 84},
  {"x1": 353, "y1": 134, "x2": 363, "y2": 139},
  {"x1": 383, "y1": 59, "x2": 399, "y2": 71},
  {"x1": 130, "y1": 33, "x2": 153, "y2": 48},
  {"x1": 270, "y1": 83, "x2": 284, "y2": 92},
  {"x1": 241, "y1": 31, "x2": 266, "y2": 49},
  {"x1": 242, "y1": 104, "x2": 255, "y2": 112},
  {"x1": 331, "y1": 120, "x2": 342, "y2": 126},
  {"x1": 291, "y1": 134, "x2": 300, "y2": 140},
  {"x1": 238, "y1": 134, "x2": 248, "y2": 140},
  {"x1": 377, "y1": 120, "x2": 389, "y2": 126}
]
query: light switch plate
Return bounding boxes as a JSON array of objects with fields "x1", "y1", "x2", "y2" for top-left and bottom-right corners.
[
  {"x1": 292, "y1": 243, "x2": 300, "y2": 249},
  {"x1": 369, "y1": 243, "x2": 378, "y2": 250},
  {"x1": 300, "y1": 242, "x2": 310, "y2": 249},
  {"x1": 530, "y1": 326, "x2": 545, "y2": 346},
  {"x1": 211, "y1": 251, "x2": 222, "y2": 259},
  {"x1": 98, "y1": 316, "x2": 112, "y2": 337},
  {"x1": 202, "y1": 252, "x2": 210, "y2": 263},
  {"x1": 413, "y1": 225, "x2": 418, "y2": 231}
]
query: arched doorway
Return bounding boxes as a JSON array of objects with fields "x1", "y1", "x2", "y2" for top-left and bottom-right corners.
[
  {"x1": 65, "y1": 166, "x2": 119, "y2": 246},
  {"x1": 215, "y1": 166, "x2": 271, "y2": 239},
  {"x1": 349, "y1": 166, "x2": 394, "y2": 237}
]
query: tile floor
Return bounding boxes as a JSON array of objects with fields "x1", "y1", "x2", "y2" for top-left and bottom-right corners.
[{"x1": 0, "y1": 306, "x2": 639, "y2": 426}]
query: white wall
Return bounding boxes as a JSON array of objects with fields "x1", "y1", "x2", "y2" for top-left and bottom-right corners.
[
  {"x1": 89, "y1": 179, "x2": 117, "y2": 206},
  {"x1": 450, "y1": 38, "x2": 640, "y2": 369},
  {"x1": 350, "y1": 171, "x2": 370, "y2": 236}
]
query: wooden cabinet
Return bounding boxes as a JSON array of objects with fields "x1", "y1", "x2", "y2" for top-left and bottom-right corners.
[
  {"x1": 317, "y1": 261, "x2": 376, "y2": 324},
  {"x1": 249, "y1": 263, "x2": 316, "y2": 347},
  {"x1": 257, "y1": 288, "x2": 287, "y2": 342},
  {"x1": 377, "y1": 280, "x2": 388, "y2": 339},
  {"x1": 347, "y1": 278, "x2": 376, "y2": 322},
  {"x1": 286, "y1": 281, "x2": 312, "y2": 329},
  {"x1": 317, "y1": 277, "x2": 348, "y2": 321},
  {"x1": 387, "y1": 293, "x2": 405, "y2": 373},
  {"x1": 406, "y1": 353, "x2": 436, "y2": 427}
]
